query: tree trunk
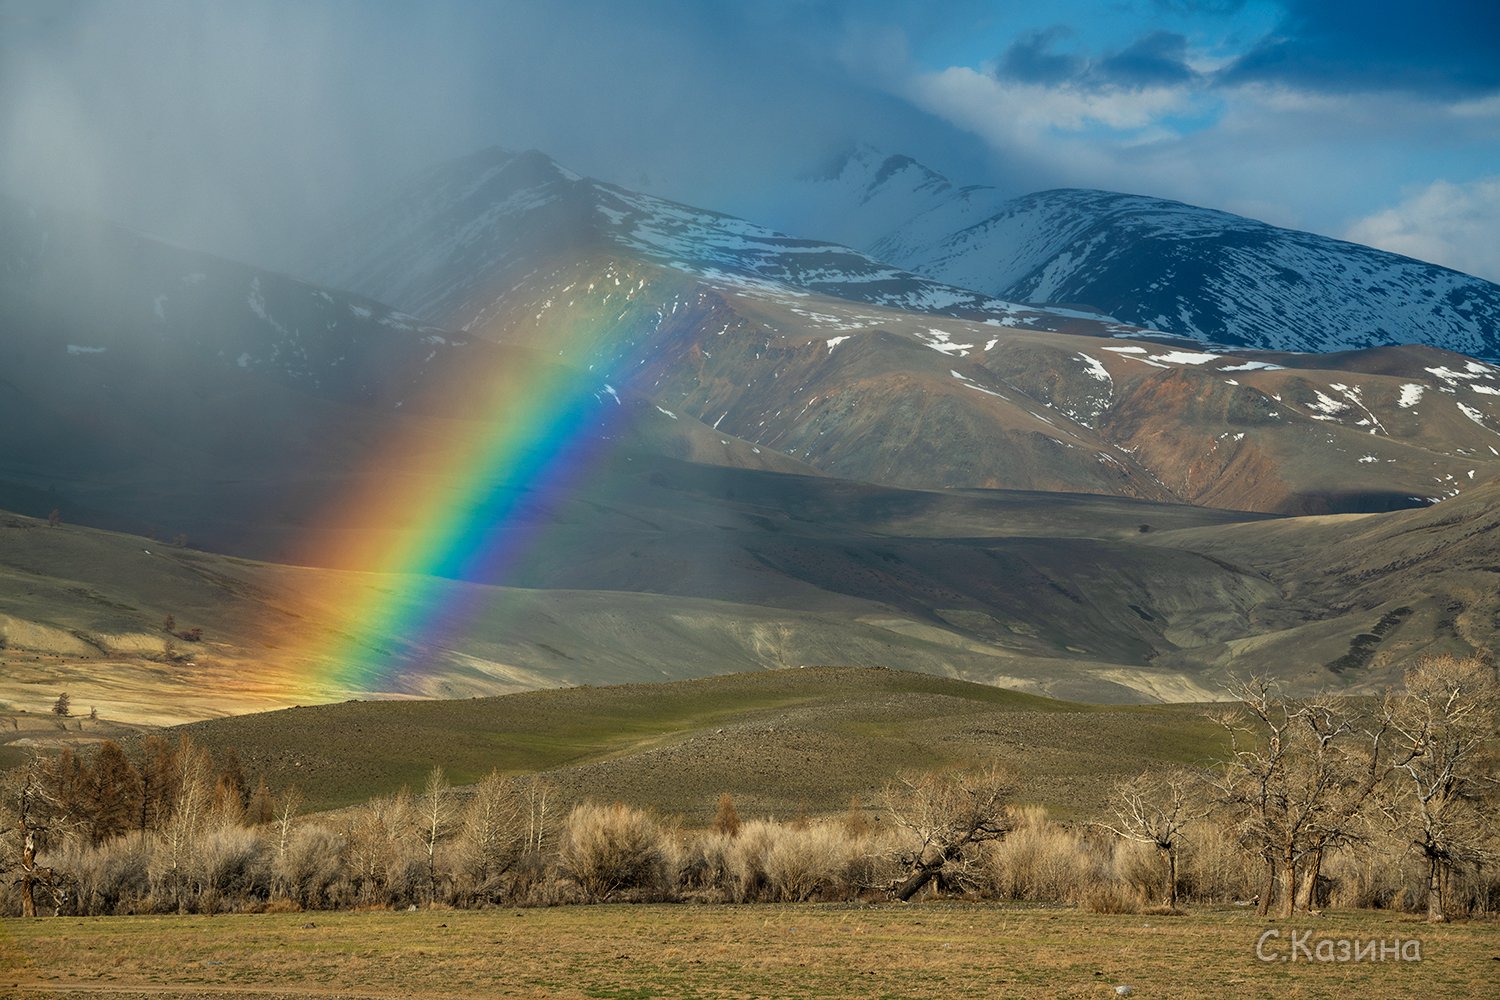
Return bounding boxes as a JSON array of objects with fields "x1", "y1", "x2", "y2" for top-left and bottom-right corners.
[
  {"x1": 1160, "y1": 845, "x2": 1177, "y2": 909},
  {"x1": 1300, "y1": 847, "x2": 1324, "y2": 912},
  {"x1": 1256, "y1": 857, "x2": 1276, "y2": 917},
  {"x1": 20, "y1": 829, "x2": 37, "y2": 918},
  {"x1": 892, "y1": 863, "x2": 939, "y2": 902},
  {"x1": 1279, "y1": 843, "x2": 1297, "y2": 919},
  {"x1": 1426, "y1": 853, "x2": 1446, "y2": 922}
]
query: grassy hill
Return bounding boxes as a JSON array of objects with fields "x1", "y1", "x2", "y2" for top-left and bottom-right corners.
[{"x1": 168, "y1": 667, "x2": 1228, "y2": 820}]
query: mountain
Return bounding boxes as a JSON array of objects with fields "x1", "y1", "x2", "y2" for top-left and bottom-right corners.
[
  {"x1": 303, "y1": 149, "x2": 1500, "y2": 515},
  {"x1": 7, "y1": 153, "x2": 1500, "y2": 721},
  {"x1": 0, "y1": 462, "x2": 1277, "y2": 721},
  {"x1": 785, "y1": 147, "x2": 1500, "y2": 358}
]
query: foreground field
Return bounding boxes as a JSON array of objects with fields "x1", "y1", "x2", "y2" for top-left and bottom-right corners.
[{"x1": 2, "y1": 905, "x2": 1492, "y2": 999}]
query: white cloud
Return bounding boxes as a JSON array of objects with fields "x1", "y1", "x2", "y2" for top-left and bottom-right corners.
[
  {"x1": 1344, "y1": 178, "x2": 1500, "y2": 283},
  {"x1": 909, "y1": 65, "x2": 1196, "y2": 138},
  {"x1": 1449, "y1": 93, "x2": 1500, "y2": 120}
]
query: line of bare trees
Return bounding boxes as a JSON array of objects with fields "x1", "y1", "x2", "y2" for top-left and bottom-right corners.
[
  {"x1": 3, "y1": 655, "x2": 1495, "y2": 919},
  {"x1": 1208, "y1": 655, "x2": 1498, "y2": 921}
]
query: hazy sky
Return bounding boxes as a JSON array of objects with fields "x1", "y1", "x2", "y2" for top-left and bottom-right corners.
[{"x1": 3, "y1": 0, "x2": 1498, "y2": 280}]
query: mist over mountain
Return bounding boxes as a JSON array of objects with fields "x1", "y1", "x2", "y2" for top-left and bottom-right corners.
[{"x1": 303, "y1": 146, "x2": 1089, "y2": 331}]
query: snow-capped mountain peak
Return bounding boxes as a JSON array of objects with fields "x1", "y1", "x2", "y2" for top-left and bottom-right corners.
[{"x1": 774, "y1": 150, "x2": 1500, "y2": 360}]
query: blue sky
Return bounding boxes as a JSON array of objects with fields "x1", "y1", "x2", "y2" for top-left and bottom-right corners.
[{"x1": 2, "y1": 0, "x2": 1497, "y2": 280}]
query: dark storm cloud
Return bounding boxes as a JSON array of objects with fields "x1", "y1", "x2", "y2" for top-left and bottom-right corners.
[
  {"x1": 995, "y1": 2, "x2": 1498, "y2": 99},
  {"x1": 996, "y1": 26, "x2": 1198, "y2": 90},
  {"x1": 997, "y1": 27, "x2": 1087, "y2": 85},
  {"x1": 1095, "y1": 31, "x2": 1198, "y2": 87},
  {"x1": 1219, "y1": 0, "x2": 1500, "y2": 96},
  {"x1": 0, "y1": 0, "x2": 994, "y2": 270}
]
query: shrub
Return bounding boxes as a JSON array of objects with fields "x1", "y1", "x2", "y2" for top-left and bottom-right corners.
[
  {"x1": 48, "y1": 831, "x2": 152, "y2": 915},
  {"x1": 679, "y1": 830, "x2": 734, "y2": 896},
  {"x1": 1080, "y1": 881, "x2": 1142, "y2": 914},
  {"x1": 559, "y1": 802, "x2": 672, "y2": 902},
  {"x1": 194, "y1": 825, "x2": 268, "y2": 914},
  {"x1": 274, "y1": 823, "x2": 344, "y2": 911},
  {"x1": 1175, "y1": 819, "x2": 1258, "y2": 904},
  {"x1": 763, "y1": 823, "x2": 851, "y2": 902},
  {"x1": 986, "y1": 807, "x2": 1105, "y2": 903},
  {"x1": 1112, "y1": 839, "x2": 1166, "y2": 905},
  {"x1": 724, "y1": 820, "x2": 781, "y2": 902}
]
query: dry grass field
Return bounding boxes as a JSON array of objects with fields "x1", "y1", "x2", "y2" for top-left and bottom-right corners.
[{"x1": 2, "y1": 904, "x2": 1494, "y2": 999}]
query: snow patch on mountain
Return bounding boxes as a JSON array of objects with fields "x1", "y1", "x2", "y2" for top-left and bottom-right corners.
[
  {"x1": 1077, "y1": 353, "x2": 1111, "y2": 384},
  {"x1": 1152, "y1": 351, "x2": 1220, "y2": 366},
  {"x1": 949, "y1": 369, "x2": 1006, "y2": 398},
  {"x1": 918, "y1": 328, "x2": 974, "y2": 356}
]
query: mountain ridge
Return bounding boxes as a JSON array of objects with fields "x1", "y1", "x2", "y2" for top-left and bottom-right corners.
[{"x1": 785, "y1": 148, "x2": 1500, "y2": 359}]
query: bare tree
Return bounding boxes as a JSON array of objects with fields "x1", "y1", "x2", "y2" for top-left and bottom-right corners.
[
  {"x1": 137, "y1": 735, "x2": 184, "y2": 833},
  {"x1": 451, "y1": 771, "x2": 526, "y2": 905},
  {"x1": 147, "y1": 736, "x2": 216, "y2": 912},
  {"x1": 522, "y1": 776, "x2": 553, "y2": 856},
  {"x1": 344, "y1": 788, "x2": 419, "y2": 907},
  {"x1": 82, "y1": 741, "x2": 143, "y2": 845},
  {"x1": 246, "y1": 777, "x2": 274, "y2": 826},
  {"x1": 419, "y1": 767, "x2": 453, "y2": 904},
  {"x1": 1, "y1": 753, "x2": 63, "y2": 917},
  {"x1": 1212, "y1": 678, "x2": 1387, "y2": 917},
  {"x1": 880, "y1": 764, "x2": 1011, "y2": 901},
  {"x1": 1381, "y1": 655, "x2": 1499, "y2": 922},
  {"x1": 269, "y1": 787, "x2": 303, "y2": 901},
  {"x1": 1098, "y1": 768, "x2": 1207, "y2": 909}
]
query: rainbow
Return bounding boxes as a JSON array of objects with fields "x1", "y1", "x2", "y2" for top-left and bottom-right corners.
[{"x1": 278, "y1": 276, "x2": 658, "y2": 700}]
